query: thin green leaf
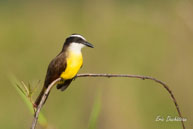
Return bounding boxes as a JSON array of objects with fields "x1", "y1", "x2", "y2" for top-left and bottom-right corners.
[
  {"x1": 8, "y1": 74, "x2": 48, "y2": 127},
  {"x1": 16, "y1": 83, "x2": 26, "y2": 96},
  {"x1": 88, "y1": 91, "x2": 101, "y2": 129}
]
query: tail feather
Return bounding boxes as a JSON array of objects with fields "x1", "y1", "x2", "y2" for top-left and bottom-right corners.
[{"x1": 34, "y1": 87, "x2": 50, "y2": 107}]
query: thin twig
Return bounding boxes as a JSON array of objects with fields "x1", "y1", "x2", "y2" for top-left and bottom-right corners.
[
  {"x1": 77, "y1": 73, "x2": 185, "y2": 129},
  {"x1": 21, "y1": 81, "x2": 29, "y2": 96},
  {"x1": 31, "y1": 78, "x2": 61, "y2": 129},
  {"x1": 31, "y1": 73, "x2": 185, "y2": 129}
]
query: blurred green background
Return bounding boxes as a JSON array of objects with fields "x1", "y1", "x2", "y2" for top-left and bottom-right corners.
[{"x1": 0, "y1": 0, "x2": 192, "y2": 129}]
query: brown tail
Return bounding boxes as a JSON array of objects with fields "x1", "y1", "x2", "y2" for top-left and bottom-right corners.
[{"x1": 34, "y1": 87, "x2": 50, "y2": 107}]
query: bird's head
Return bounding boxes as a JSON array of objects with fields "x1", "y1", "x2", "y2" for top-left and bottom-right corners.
[{"x1": 62, "y1": 34, "x2": 94, "y2": 53}]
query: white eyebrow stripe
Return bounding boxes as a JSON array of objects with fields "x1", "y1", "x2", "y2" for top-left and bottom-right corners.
[{"x1": 69, "y1": 34, "x2": 86, "y2": 41}]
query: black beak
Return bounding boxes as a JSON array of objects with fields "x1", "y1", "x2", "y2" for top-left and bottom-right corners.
[{"x1": 83, "y1": 41, "x2": 94, "y2": 48}]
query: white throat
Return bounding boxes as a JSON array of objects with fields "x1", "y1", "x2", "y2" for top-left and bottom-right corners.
[{"x1": 68, "y1": 43, "x2": 85, "y2": 54}]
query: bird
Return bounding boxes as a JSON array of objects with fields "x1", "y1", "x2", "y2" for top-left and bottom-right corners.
[{"x1": 34, "y1": 34, "x2": 94, "y2": 107}]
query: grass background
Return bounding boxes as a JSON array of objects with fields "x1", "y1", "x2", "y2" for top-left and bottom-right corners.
[{"x1": 0, "y1": 0, "x2": 192, "y2": 129}]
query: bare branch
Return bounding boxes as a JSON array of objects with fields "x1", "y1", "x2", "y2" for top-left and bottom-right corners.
[
  {"x1": 77, "y1": 73, "x2": 185, "y2": 129},
  {"x1": 31, "y1": 78, "x2": 61, "y2": 129},
  {"x1": 31, "y1": 73, "x2": 185, "y2": 129}
]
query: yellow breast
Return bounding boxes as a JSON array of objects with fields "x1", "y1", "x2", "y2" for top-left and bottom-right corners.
[{"x1": 60, "y1": 52, "x2": 83, "y2": 80}]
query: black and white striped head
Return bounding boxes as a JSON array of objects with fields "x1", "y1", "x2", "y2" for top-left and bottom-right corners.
[{"x1": 63, "y1": 34, "x2": 94, "y2": 53}]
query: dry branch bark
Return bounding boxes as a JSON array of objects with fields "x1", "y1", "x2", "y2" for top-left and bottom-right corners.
[
  {"x1": 31, "y1": 78, "x2": 61, "y2": 129},
  {"x1": 30, "y1": 73, "x2": 185, "y2": 129}
]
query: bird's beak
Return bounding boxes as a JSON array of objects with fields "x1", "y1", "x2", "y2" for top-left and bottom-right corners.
[{"x1": 83, "y1": 41, "x2": 94, "y2": 48}]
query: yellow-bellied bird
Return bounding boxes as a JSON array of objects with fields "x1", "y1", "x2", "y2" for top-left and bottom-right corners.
[{"x1": 34, "y1": 34, "x2": 94, "y2": 107}]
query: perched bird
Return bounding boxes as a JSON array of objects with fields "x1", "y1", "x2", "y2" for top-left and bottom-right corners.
[{"x1": 34, "y1": 34, "x2": 94, "y2": 107}]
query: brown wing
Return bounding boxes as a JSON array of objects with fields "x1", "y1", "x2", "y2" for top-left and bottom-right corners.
[
  {"x1": 34, "y1": 52, "x2": 67, "y2": 106},
  {"x1": 44, "y1": 52, "x2": 67, "y2": 88}
]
